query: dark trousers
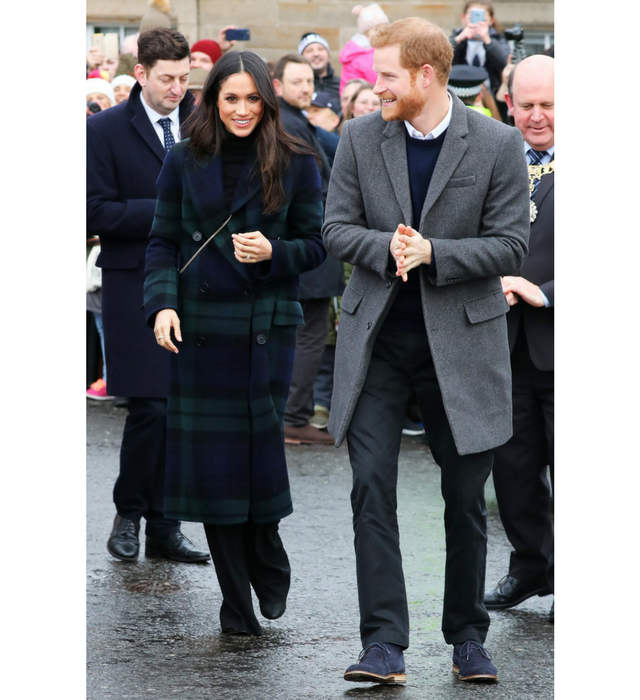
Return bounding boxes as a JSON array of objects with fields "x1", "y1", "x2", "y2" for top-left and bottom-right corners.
[
  {"x1": 203, "y1": 521, "x2": 291, "y2": 635},
  {"x1": 492, "y1": 327, "x2": 554, "y2": 589},
  {"x1": 313, "y1": 343, "x2": 336, "y2": 410},
  {"x1": 347, "y1": 325, "x2": 493, "y2": 649},
  {"x1": 113, "y1": 397, "x2": 179, "y2": 538},
  {"x1": 284, "y1": 298, "x2": 330, "y2": 427}
]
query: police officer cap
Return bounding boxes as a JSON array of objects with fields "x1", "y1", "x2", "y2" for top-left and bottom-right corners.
[
  {"x1": 448, "y1": 65, "x2": 489, "y2": 97},
  {"x1": 310, "y1": 91, "x2": 341, "y2": 116}
]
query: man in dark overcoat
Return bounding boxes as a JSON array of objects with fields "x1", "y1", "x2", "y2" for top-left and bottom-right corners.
[
  {"x1": 86, "y1": 27, "x2": 209, "y2": 564},
  {"x1": 322, "y1": 18, "x2": 530, "y2": 684},
  {"x1": 273, "y1": 54, "x2": 344, "y2": 445},
  {"x1": 484, "y1": 55, "x2": 555, "y2": 618}
]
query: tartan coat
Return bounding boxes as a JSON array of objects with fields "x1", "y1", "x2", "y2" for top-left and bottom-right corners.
[{"x1": 143, "y1": 139, "x2": 326, "y2": 525}]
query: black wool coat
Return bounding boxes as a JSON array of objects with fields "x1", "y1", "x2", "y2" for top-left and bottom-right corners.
[
  {"x1": 143, "y1": 140, "x2": 326, "y2": 524},
  {"x1": 86, "y1": 82, "x2": 195, "y2": 397}
]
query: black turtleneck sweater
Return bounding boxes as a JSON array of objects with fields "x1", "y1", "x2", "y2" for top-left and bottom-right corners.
[{"x1": 221, "y1": 129, "x2": 259, "y2": 206}]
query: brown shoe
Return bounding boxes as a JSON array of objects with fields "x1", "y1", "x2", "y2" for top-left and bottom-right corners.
[{"x1": 284, "y1": 423, "x2": 334, "y2": 445}]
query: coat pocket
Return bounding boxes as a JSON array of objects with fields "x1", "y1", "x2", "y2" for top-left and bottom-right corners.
[
  {"x1": 272, "y1": 299, "x2": 305, "y2": 326},
  {"x1": 463, "y1": 289, "x2": 509, "y2": 324},
  {"x1": 96, "y1": 251, "x2": 140, "y2": 270},
  {"x1": 340, "y1": 284, "x2": 363, "y2": 314},
  {"x1": 444, "y1": 175, "x2": 477, "y2": 189}
]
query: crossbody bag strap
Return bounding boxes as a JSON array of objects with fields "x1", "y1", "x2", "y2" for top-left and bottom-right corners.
[{"x1": 179, "y1": 214, "x2": 232, "y2": 275}]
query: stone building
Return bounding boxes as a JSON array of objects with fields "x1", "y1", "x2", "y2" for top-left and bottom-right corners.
[{"x1": 86, "y1": 0, "x2": 553, "y2": 71}]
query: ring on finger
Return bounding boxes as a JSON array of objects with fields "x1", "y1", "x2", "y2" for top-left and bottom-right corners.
[
  {"x1": 246, "y1": 253, "x2": 251, "y2": 260},
  {"x1": 157, "y1": 335, "x2": 164, "y2": 340}
]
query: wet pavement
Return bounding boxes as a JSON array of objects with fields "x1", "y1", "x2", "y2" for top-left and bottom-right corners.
[{"x1": 87, "y1": 400, "x2": 553, "y2": 699}]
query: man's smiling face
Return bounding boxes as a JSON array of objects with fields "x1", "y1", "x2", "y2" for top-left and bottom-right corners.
[{"x1": 372, "y1": 44, "x2": 425, "y2": 123}]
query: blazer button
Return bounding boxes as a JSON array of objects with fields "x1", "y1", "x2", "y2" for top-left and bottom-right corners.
[
  {"x1": 244, "y1": 285, "x2": 253, "y2": 295},
  {"x1": 196, "y1": 336, "x2": 206, "y2": 347},
  {"x1": 366, "y1": 322, "x2": 372, "y2": 330},
  {"x1": 386, "y1": 280, "x2": 392, "y2": 288},
  {"x1": 256, "y1": 334, "x2": 267, "y2": 345},
  {"x1": 200, "y1": 283, "x2": 209, "y2": 293},
  {"x1": 192, "y1": 231, "x2": 203, "y2": 242}
]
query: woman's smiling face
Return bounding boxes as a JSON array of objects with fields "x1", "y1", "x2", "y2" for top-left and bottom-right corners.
[{"x1": 217, "y1": 72, "x2": 264, "y2": 137}]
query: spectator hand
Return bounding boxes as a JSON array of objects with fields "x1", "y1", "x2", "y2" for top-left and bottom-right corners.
[
  {"x1": 218, "y1": 25, "x2": 238, "y2": 53},
  {"x1": 473, "y1": 20, "x2": 492, "y2": 44},
  {"x1": 232, "y1": 231, "x2": 273, "y2": 263},
  {"x1": 455, "y1": 25, "x2": 478, "y2": 43},
  {"x1": 154, "y1": 309, "x2": 182, "y2": 354},
  {"x1": 87, "y1": 47, "x2": 104, "y2": 70},
  {"x1": 501, "y1": 276, "x2": 544, "y2": 307}
]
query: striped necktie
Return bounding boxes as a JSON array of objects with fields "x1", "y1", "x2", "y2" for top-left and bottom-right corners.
[
  {"x1": 158, "y1": 117, "x2": 176, "y2": 152},
  {"x1": 528, "y1": 149, "x2": 548, "y2": 197}
]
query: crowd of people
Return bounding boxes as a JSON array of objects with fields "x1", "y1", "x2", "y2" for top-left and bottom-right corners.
[{"x1": 86, "y1": 0, "x2": 554, "y2": 688}]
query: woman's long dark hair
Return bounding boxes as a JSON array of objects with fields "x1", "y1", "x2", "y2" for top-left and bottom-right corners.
[{"x1": 186, "y1": 51, "x2": 314, "y2": 214}]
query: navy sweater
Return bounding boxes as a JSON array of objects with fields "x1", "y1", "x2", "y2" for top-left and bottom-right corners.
[{"x1": 382, "y1": 128, "x2": 447, "y2": 332}]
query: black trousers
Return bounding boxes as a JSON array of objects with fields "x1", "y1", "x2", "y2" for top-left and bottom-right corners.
[
  {"x1": 347, "y1": 325, "x2": 493, "y2": 649},
  {"x1": 284, "y1": 298, "x2": 330, "y2": 427},
  {"x1": 492, "y1": 327, "x2": 554, "y2": 589},
  {"x1": 113, "y1": 397, "x2": 179, "y2": 538},
  {"x1": 203, "y1": 521, "x2": 291, "y2": 635}
]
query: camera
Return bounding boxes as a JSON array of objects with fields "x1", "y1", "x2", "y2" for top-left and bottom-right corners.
[
  {"x1": 504, "y1": 23, "x2": 524, "y2": 42},
  {"x1": 87, "y1": 101, "x2": 102, "y2": 115}
]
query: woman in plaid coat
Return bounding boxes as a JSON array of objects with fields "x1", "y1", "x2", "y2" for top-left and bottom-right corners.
[{"x1": 143, "y1": 51, "x2": 325, "y2": 635}]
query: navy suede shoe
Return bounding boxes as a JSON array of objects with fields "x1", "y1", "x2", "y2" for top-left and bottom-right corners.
[
  {"x1": 344, "y1": 642, "x2": 406, "y2": 685},
  {"x1": 453, "y1": 640, "x2": 498, "y2": 683}
]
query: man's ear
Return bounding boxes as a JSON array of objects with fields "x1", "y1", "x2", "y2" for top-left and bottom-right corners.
[
  {"x1": 133, "y1": 64, "x2": 147, "y2": 87},
  {"x1": 273, "y1": 78, "x2": 284, "y2": 97},
  {"x1": 421, "y1": 64, "x2": 436, "y2": 89},
  {"x1": 504, "y1": 92, "x2": 514, "y2": 116}
]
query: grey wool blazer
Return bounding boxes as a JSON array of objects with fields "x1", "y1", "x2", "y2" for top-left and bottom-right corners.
[{"x1": 322, "y1": 93, "x2": 530, "y2": 456}]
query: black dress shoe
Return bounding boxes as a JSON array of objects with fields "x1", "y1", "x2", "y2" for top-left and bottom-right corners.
[
  {"x1": 107, "y1": 514, "x2": 140, "y2": 562},
  {"x1": 145, "y1": 531, "x2": 211, "y2": 563},
  {"x1": 484, "y1": 574, "x2": 552, "y2": 610},
  {"x1": 259, "y1": 599, "x2": 286, "y2": 620}
]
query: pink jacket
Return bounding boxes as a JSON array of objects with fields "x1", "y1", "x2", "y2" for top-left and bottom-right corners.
[{"x1": 339, "y1": 36, "x2": 377, "y2": 93}]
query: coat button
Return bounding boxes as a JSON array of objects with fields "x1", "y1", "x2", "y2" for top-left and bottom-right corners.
[
  {"x1": 386, "y1": 280, "x2": 392, "y2": 288},
  {"x1": 244, "y1": 285, "x2": 253, "y2": 295},
  {"x1": 192, "y1": 231, "x2": 203, "y2": 242},
  {"x1": 256, "y1": 334, "x2": 267, "y2": 345},
  {"x1": 196, "y1": 336, "x2": 206, "y2": 347},
  {"x1": 200, "y1": 283, "x2": 209, "y2": 293},
  {"x1": 366, "y1": 322, "x2": 372, "y2": 330}
]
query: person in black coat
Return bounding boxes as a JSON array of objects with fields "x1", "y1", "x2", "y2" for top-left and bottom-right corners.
[
  {"x1": 449, "y1": 2, "x2": 509, "y2": 113},
  {"x1": 484, "y1": 55, "x2": 555, "y2": 617},
  {"x1": 298, "y1": 32, "x2": 341, "y2": 104},
  {"x1": 273, "y1": 54, "x2": 344, "y2": 445},
  {"x1": 86, "y1": 28, "x2": 209, "y2": 564}
]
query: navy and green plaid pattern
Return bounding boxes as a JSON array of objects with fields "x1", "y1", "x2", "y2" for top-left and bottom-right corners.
[{"x1": 144, "y1": 140, "x2": 325, "y2": 524}]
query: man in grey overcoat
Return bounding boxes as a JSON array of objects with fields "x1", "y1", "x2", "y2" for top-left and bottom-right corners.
[{"x1": 322, "y1": 18, "x2": 530, "y2": 685}]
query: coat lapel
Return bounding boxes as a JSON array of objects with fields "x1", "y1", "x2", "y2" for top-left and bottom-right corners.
[
  {"x1": 419, "y1": 93, "x2": 469, "y2": 227},
  {"x1": 127, "y1": 83, "x2": 168, "y2": 164},
  {"x1": 381, "y1": 121, "x2": 414, "y2": 226},
  {"x1": 184, "y1": 147, "x2": 262, "y2": 283}
]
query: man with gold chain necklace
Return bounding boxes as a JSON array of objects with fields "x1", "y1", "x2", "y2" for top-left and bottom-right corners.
[{"x1": 484, "y1": 54, "x2": 555, "y2": 619}]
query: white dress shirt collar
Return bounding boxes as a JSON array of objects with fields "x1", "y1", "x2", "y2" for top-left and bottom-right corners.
[
  {"x1": 524, "y1": 142, "x2": 555, "y2": 162},
  {"x1": 404, "y1": 93, "x2": 453, "y2": 141},
  {"x1": 139, "y1": 92, "x2": 181, "y2": 144}
]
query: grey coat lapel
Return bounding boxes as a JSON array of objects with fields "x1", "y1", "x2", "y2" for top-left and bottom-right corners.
[
  {"x1": 381, "y1": 121, "x2": 413, "y2": 226},
  {"x1": 419, "y1": 93, "x2": 469, "y2": 227}
]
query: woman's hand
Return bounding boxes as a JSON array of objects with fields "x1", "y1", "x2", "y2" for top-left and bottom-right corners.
[
  {"x1": 154, "y1": 309, "x2": 182, "y2": 353},
  {"x1": 232, "y1": 231, "x2": 273, "y2": 263}
]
